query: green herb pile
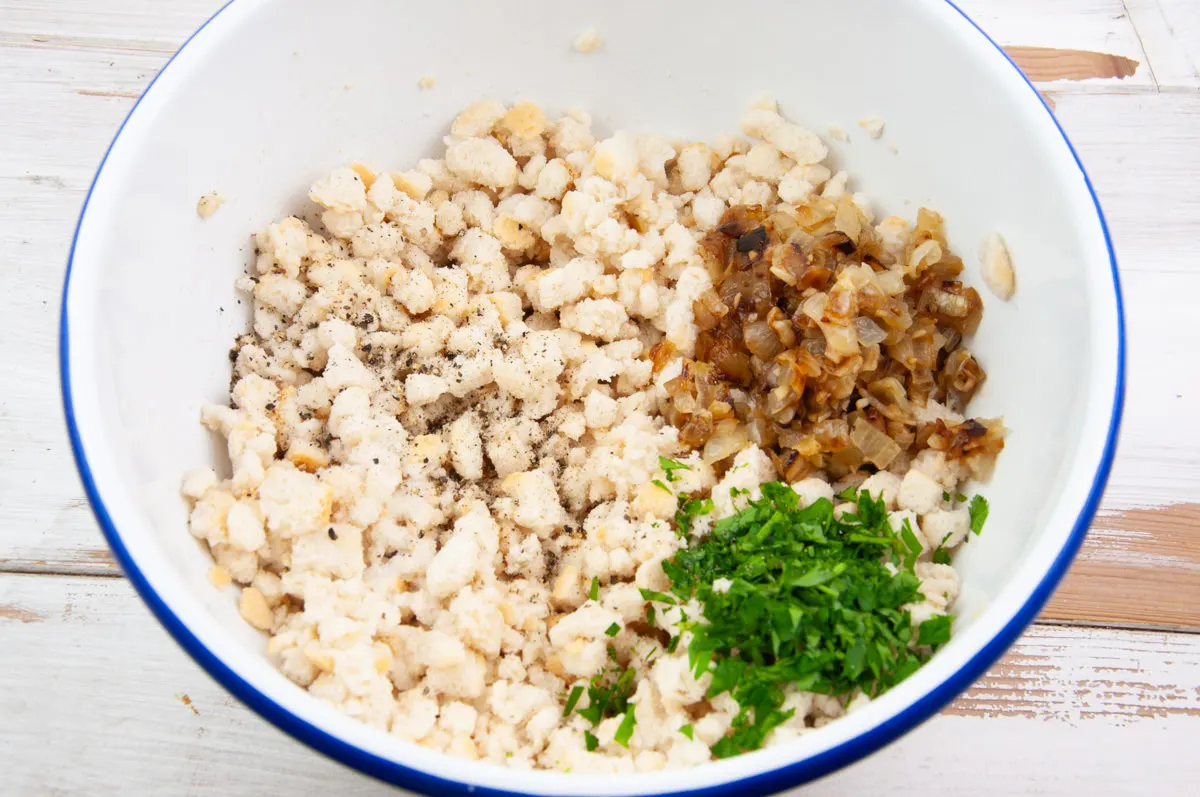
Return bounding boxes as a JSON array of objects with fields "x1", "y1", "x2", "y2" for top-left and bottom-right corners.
[
  {"x1": 644, "y1": 478, "x2": 982, "y2": 758},
  {"x1": 563, "y1": 657, "x2": 638, "y2": 751}
]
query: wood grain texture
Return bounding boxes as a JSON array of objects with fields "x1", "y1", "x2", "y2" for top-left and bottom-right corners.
[
  {"x1": 1026, "y1": 91, "x2": 1200, "y2": 630},
  {"x1": 957, "y1": 0, "x2": 1155, "y2": 88},
  {"x1": 1126, "y1": 0, "x2": 1200, "y2": 89},
  {"x1": 1005, "y1": 46, "x2": 1141, "y2": 82},
  {"x1": 947, "y1": 622, "x2": 1200, "y2": 720},
  {"x1": 0, "y1": 42, "x2": 165, "y2": 576},
  {"x1": 1047, "y1": 504, "x2": 1200, "y2": 629},
  {"x1": 0, "y1": 0, "x2": 211, "y2": 48},
  {"x1": 2, "y1": 573, "x2": 1197, "y2": 797}
]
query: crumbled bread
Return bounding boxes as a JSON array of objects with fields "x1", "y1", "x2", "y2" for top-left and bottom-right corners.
[
  {"x1": 196, "y1": 191, "x2": 224, "y2": 219},
  {"x1": 184, "y1": 99, "x2": 974, "y2": 773},
  {"x1": 572, "y1": 29, "x2": 604, "y2": 53}
]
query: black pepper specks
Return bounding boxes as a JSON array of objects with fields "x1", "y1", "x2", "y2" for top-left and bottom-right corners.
[{"x1": 328, "y1": 528, "x2": 338, "y2": 540}]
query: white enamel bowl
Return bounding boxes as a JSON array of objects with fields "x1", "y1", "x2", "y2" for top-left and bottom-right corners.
[{"x1": 60, "y1": 0, "x2": 1125, "y2": 794}]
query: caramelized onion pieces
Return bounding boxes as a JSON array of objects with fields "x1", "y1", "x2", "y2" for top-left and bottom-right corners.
[{"x1": 667, "y1": 202, "x2": 1005, "y2": 478}]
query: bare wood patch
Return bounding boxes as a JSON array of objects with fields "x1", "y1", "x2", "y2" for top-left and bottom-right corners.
[
  {"x1": 76, "y1": 548, "x2": 117, "y2": 565},
  {"x1": 76, "y1": 88, "x2": 141, "y2": 100},
  {"x1": 1043, "y1": 503, "x2": 1200, "y2": 630},
  {"x1": 1046, "y1": 561, "x2": 1200, "y2": 630},
  {"x1": 1093, "y1": 502, "x2": 1200, "y2": 555},
  {"x1": 0, "y1": 604, "x2": 46, "y2": 623},
  {"x1": 1005, "y1": 46, "x2": 1140, "y2": 82}
]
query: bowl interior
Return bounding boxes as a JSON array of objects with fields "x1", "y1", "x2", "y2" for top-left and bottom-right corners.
[{"x1": 63, "y1": 0, "x2": 1120, "y2": 794}]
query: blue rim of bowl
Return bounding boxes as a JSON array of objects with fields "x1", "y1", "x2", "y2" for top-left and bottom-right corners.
[{"x1": 59, "y1": 1, "x2": 1126, "y2": 794}]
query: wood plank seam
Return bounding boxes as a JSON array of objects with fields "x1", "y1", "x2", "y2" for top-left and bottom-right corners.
[
  {"x1": 1034, "y1": 616, "x2": 1200, "y2": 636},
  {"x1": 1121, "y1": 0, "x2": 1164, "y2": 88},
  {"x1": 0, "y1": 562, "x2": 125, "y2": 578},
  {"x1": 1126, "y1": 0, "x2": 1200, "y2": 89}
]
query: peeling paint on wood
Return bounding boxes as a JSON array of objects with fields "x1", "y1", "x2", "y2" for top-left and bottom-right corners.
[
  {"x1": 947, "y1": 626, "x2": 1200, "y2": 721},
  {"x1": 1092, "y1": 503, "x2": 1200, "y2": 565},
  {"x1": 1047, "y1": 560, "x2": 1200, "y2": 630},
  {"x1": 1044, "y1": 502, "x2": 1200, "y2": 630},
  {"x1": 76, "y1": 549, "x2": 117, "y2": 566},
  {"x1": 76, "y1": 88, "x2": 141, "y2": 100},
  {"x1": 1005, "y1": 46, "x2": 1140, "y2": 82},
  {"x1": 0, "y1": 604, "x2": 46, "y2": 623}
]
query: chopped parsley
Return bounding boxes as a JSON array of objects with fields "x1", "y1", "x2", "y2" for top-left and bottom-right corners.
[
  {"x1": 659, "y1": 456, "x2": 691, "y2": 482},
  {"x1": 898, "y1": 519, "x2": 923, "y2": 570},
  {"x1": 575, "y1": 666, "x2": 637, "y2": 726},
  {"x1": 968, "y1": 495, "x2": 989, "y2": 535},
  {"x1": 932, "y1": 531, "x2": 954, "y2": 565},
  {"x1": 589, "y1": 576, "x2": 600, "y2": 602},
  {"x1": 679, "y1": 723, "x2": 694, "y2": 740},
  {"x1": 614, "y1": 705, "x2": 637, "y2": 747},
  {"x1": 674, "y1": 495, "x2": 714, "y2": 538},
  {"x1": 650, "y1": 483, "x2": 953, "y2": 758},
  {"x1": 652, "y1": 479, "x2": 672, "y2": 493},
  {"x1": 604, "y1": 622, "x2": 621, "y2": 637},
  {"x1": 639, "y1": 588, "x2": 676, "y2": 605},
  {"x1": 563, "y1": 685, "x2": 584, "y2": 716},
  {"x1": 645, "y1": 605, "x2": 656, "y2": 625},
  {"x1": 917, "y1": 614, "x2": 953, "y2": 648},
  {"x1": 584, "y1": 731, "x2": 599, "y2": 752}
]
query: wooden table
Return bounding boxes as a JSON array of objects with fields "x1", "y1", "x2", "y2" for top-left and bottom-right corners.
[{"x1": 2, "y1": 1, "x2": 1198, "y2": 794}]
